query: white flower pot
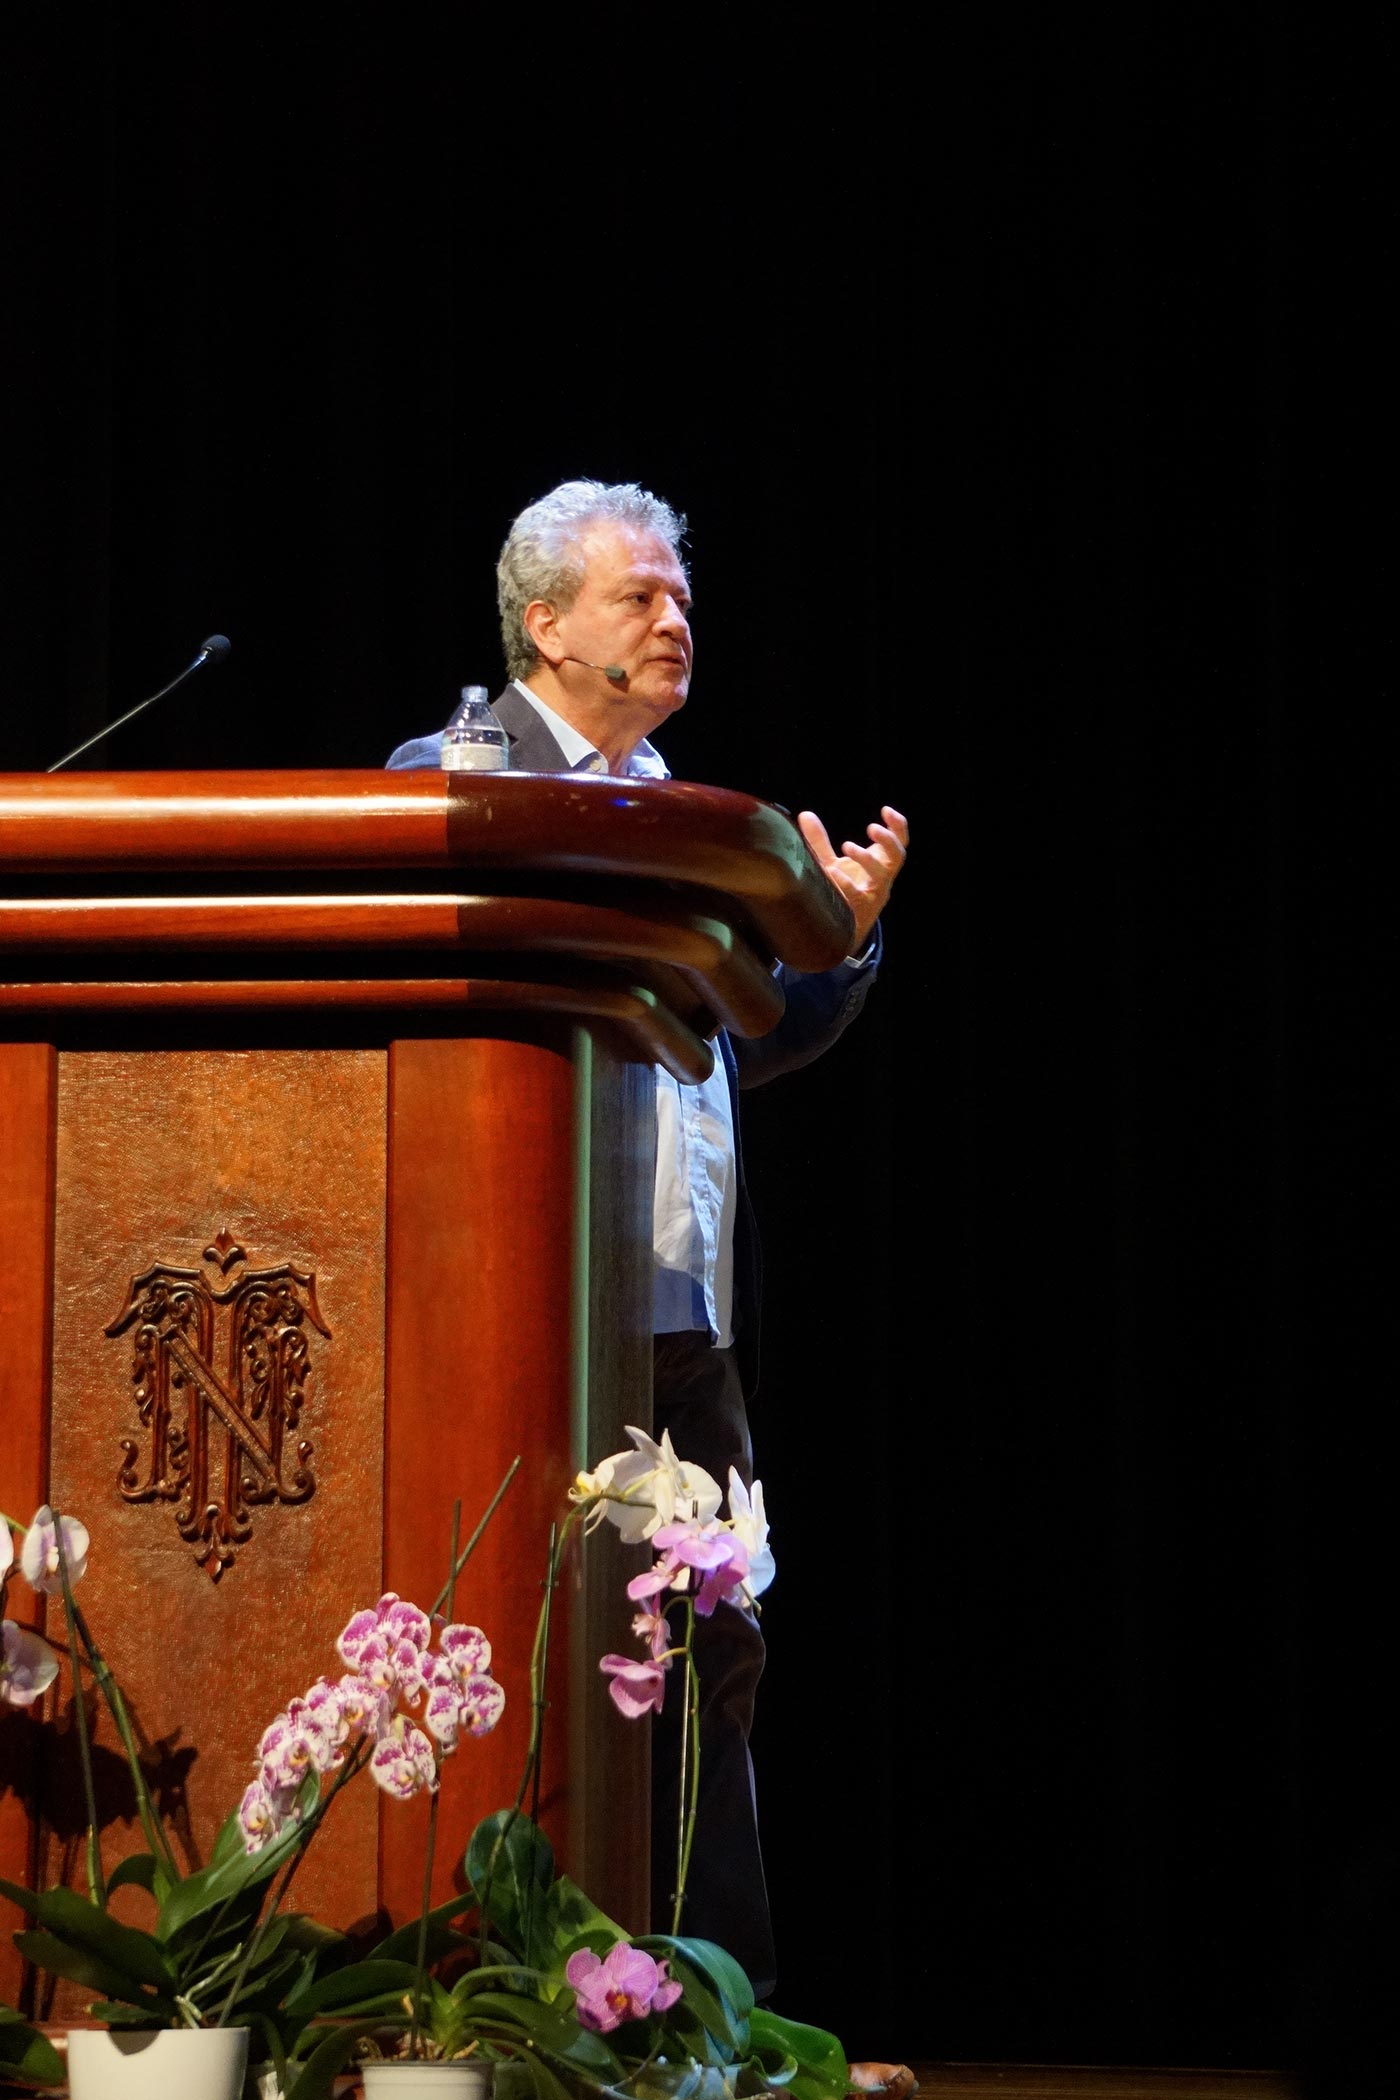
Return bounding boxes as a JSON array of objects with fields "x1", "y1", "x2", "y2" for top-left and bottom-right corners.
[
  {"x1": 65, "y1": 2024, "x2": 249, "y2": 2100},
  {"x1": 361, "y1": 2063, "x2": 493, "y2": 2099}
]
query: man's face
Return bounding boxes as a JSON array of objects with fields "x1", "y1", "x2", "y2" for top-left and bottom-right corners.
[{"x1": 553, "y1": 523, "x2": 693, "y2": 722}]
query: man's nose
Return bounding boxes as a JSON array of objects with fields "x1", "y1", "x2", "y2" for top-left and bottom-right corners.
[{"x1": 655, "y1": 596, "x2": 690, "y2": 637}]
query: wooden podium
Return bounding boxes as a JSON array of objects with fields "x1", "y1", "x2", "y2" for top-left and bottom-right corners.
[{"x1": 0, "y1": 768, "x2": 853, "y2": 2009}]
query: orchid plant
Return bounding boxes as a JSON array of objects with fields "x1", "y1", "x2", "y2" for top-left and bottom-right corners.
[
  {"x1": 3, "y1": 1431, "x2": 854, "y2": 2100},
  {"x1": 0, "y1": 1492, "x2": 508, "y2": 2096},
  {"x1": 273, "y1": 1428, "x2": 848, "y2": 2100}
]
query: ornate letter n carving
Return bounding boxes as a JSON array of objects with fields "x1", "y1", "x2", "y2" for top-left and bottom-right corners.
[{"x1": 106, "y1": 1229, "x2": 331, "y2": 1581}]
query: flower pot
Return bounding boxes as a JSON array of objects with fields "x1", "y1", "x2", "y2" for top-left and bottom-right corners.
[
  {"x1": 361, "y1": 2062, "x2": 493, "y2": 2099},
  {"x1": 65, "y1": 2024, "x2": 250, "y2": 2100}
]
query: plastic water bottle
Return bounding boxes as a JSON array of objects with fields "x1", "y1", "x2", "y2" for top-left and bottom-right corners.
[{"x1": 440, "y1": 686, "x2": 509, "y2": 771}]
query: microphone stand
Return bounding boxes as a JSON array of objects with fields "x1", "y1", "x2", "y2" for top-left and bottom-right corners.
[{"x1": 46, "y1": 636, "x2": 231, "y2": 773}]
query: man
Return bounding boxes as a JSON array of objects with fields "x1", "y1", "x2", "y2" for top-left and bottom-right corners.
[{"x1": 387, "y1": 478, "x2": 908, "y2": 2023}]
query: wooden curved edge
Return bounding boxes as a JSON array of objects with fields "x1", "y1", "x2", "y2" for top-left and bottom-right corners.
[
  {"x1": 0, "y1": 770, "x2": 856, "y2": 971},
  {"x1": 0, "y1": 976, "x2": 714, "y2": 1082},
  {"x1": 0, "y1": 891, "x2": 786, "y2": 1039}
]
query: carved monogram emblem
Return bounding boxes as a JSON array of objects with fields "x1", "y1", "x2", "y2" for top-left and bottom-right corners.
[{"x1": 105, "y1": 1229, "x2": 330, "y2": 1580}]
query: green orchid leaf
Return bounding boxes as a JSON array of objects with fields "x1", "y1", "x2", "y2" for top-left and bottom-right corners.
[
  {"x1": 465, "y1": 1811, "x2": 556, "y2": 1957},
  {"x1": 641, "y1": 1936, "x2": 752, "y2": 2054},
  {"x1": 742, "y1": 2032, "x2": 800, "y2": 2085},
  {"x1": 275, "y1": 2017, "x2": 383, "y2": 2100},
  {"x1": 538, "y1": 1870, "x2": 626, "y2": 1957},
  {"x1": 0, "y1": 2005, "x2": 65, "y2": 2087},
  {"x1": 491, "y1": 2044, "x2": 577, "y2": 2100},
  {"x1": 155, "y1": 1805, "x2": 306, "y2": 1944},
  {"x1": 9, "y1": 1884, "x2": 177, "y2": 1993},
  {"x1": 277, "y1": 1914, "x2": 353, "y2": 1956},
  {"x1": 12, "y1": 1930, "x2": 176, "y2": 2020},
  {"x1": 206, "y1": 1808, "x2": 250, "y2": 1870},
  {"x1": 282, "y1": 1955, "x2": 419, "y2": 2018},
  {"x1": 549, "y1": 1922, "x2": 625, "y2": 1970},
  {"x1": 357, "y1": 1889, "x2": 475, "y2": 1966},
  {"x1": 629, "y1": 2064, "x2": 739, "y2": 2100},
  {"x1": 658, "y1": 1935, "x2": 754, "y2": 2018},
  {"x1": 83, "y1": 1999, "x2": 169, "y2": 2027},
  {"x1": 0, "y1": 1879, "x2": 45, "y2": 1922},
  {"x1": 445, "y1": 1962, "x2": 555, "y2": 2004},
  {"x1": 103, "y1": 1852, "x2": 161, "y2": 1900},
  {"x1": 748, "y1": 2008, "x2": 851, "y2": 2100},
  {"x1": 460, "y1": 1988, "x2": 622, "y2": 2073}
]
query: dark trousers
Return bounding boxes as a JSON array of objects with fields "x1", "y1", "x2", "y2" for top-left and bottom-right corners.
[{"x1": 649, "y1": 1330, "x2": 775, "y2": 2002}]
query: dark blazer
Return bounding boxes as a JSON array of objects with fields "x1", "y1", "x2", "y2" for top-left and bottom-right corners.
[{"x1": 385, "y1": 686, "x2": 881, "y2": 1398}]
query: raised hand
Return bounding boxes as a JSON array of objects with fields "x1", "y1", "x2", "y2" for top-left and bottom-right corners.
[{"x1": 796, "y1": 804, "x2": 909, "y2": 951}]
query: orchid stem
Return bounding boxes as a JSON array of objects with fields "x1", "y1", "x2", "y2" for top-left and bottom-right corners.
[
  {"x1": 410, "y1": 1499, "x2": 462, "y2": 2058},
  {"x1": 211, "y1": 1741, "x2": 369, "y2": 2027},
  {"x1": 50, "y1": 1507, "x2": 105, "y2": 1908},
  {"x1": 478, "y1": 1510, "x2": 575, "y2": 1969},
  {"x1": 669, "y1": 1598, "x2": 699, "y2": 1937},
  {"x1": 430, "y1": 1459, "x2": 520, "y2": 1619},
  {"x1": 408, "y1": 1785, "x2": 441, "y2": 2058},
  {"x1": 69, "y1": 1598, "x2": 178, "y2": 1878}
]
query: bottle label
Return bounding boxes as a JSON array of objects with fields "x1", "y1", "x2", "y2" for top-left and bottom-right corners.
[{"x1": 441, "y1": 741, "x2": 508, "y2": 772}]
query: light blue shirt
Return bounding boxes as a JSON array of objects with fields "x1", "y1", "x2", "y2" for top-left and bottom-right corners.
[{"x1": 510, "y1": 685, "x2": 736, "y2": 1344}]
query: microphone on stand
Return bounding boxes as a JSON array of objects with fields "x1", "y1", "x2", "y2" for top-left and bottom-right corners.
[
  {"x1": 557, "y1": 655, "x2": 626, "y2": 681},
  {"x1": 45, "y1": 634, "x2": 232, "y2": 773}
]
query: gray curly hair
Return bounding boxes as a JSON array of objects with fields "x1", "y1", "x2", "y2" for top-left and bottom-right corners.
[{"x1": 496, "y1": 479, "x2": 688, "y2": 682}]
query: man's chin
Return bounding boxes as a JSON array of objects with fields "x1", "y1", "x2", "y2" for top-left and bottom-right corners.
[{"x1": 645, "y1": 677, "x2": 689, "y2": 717}]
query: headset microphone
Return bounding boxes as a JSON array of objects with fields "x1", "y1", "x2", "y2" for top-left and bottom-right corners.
[{"x1": 559, "y1": 656, "x2": 626, "y2": 682}]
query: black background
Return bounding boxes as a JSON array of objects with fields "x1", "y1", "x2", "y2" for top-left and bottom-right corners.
[{"x1": 2, "y1": 7, "x2": 1389, "y2": 2084}]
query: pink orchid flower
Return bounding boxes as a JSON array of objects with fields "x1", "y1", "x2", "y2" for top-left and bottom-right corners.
[
  {"x1": 437, "y1": 1623, "x2": 492, "y2": 1679},
  {"x1": 238, "y1": 1777, "x2": 282, "y2": 1851},
  {"x1": 630, "y1": 1606, "x2": 674, "y2": 1661},
  {"x1": 599, "y1": 1653, "x2": 667, "y2": 1719},
  {"x1": 19, "y1": 1506, "x2": 90, "y2": 1594},
  {"x1": 628, "y1": 1518, "x2": 750, "y2": 1619},
  {"x1": 369, "y1": 1717, "x2": 438, "y2": 1799},
  {"x1": 1, "y1": 1620, "x2": 60, "y2": 1707},
  {"x1": 566, "y1": 1943, "x2": 683, "y2": 2032}
]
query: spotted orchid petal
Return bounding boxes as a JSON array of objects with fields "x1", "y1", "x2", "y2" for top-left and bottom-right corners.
[
  {"x1": 337, "y1": 1672, "x2": 391, "y2": 1740},
  {"x1": 336, "y1": 1607, "x2": 381, "y2": 1668},
  {"x1": 438, "y1": 1623, "x2": 492, "y2": 1678},
  {"x1": 424, "y1": 1684, "x2": 463, "y2": 1751},
  {"x1": 369, "y1": 1718, "x2": 438, "y2": 1800},
  {"x1": 379, "y1": 1597, "x2": 431, "y2": 1651},
  {"x1": 239, "y1": 1778, "x2": 282, "y2": 1852},
  {"x1": 458, "y1": 1672, "x2": 505, "y2": 1737}
]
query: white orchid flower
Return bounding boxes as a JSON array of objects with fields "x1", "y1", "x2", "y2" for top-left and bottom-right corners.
[
  {"x1": 572, "y1": 1426, "x2": 723, "y2": 1543},
  {"x1": 19, "y1": 1507, "x2": 90, "y2": 1594},
  {"x1": 727, "y1": 1471, "x2": 775, "y2": 1600},
  {"x1": 1, "y1": 1620, "x2": 60, "y2": 1707}
]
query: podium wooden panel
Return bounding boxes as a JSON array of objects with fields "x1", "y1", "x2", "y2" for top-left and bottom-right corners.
[{"x1": 0, "y1": 769, "x2": 854, "y2": 2014}]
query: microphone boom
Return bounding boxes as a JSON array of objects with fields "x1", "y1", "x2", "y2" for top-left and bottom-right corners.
[{"x1": 45, "y1": 635, "x2": 231, "y2": 772}]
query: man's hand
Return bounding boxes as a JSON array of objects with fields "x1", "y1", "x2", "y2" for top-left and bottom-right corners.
[{"x1": 797, "y1": 803, "x2": 909, "y2": 953}]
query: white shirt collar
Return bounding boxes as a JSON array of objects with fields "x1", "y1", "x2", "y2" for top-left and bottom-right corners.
[{"x1": 512, "y1": 680, "x2": 669, "y2": 780}]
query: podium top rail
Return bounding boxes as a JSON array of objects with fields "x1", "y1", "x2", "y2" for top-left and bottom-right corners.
[{"x1": 0, "y1": 769, "x2": 855, "y2": 973}]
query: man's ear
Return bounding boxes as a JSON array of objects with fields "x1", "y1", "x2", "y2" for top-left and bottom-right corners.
[{"x1": 522, "y1": 598, "x2": 561, "y2": 663}]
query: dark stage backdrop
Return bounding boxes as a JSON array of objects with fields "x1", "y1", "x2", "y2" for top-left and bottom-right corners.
[{"x1": 2, "y1": 9, "x2": 1387, "y2": 2087}]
